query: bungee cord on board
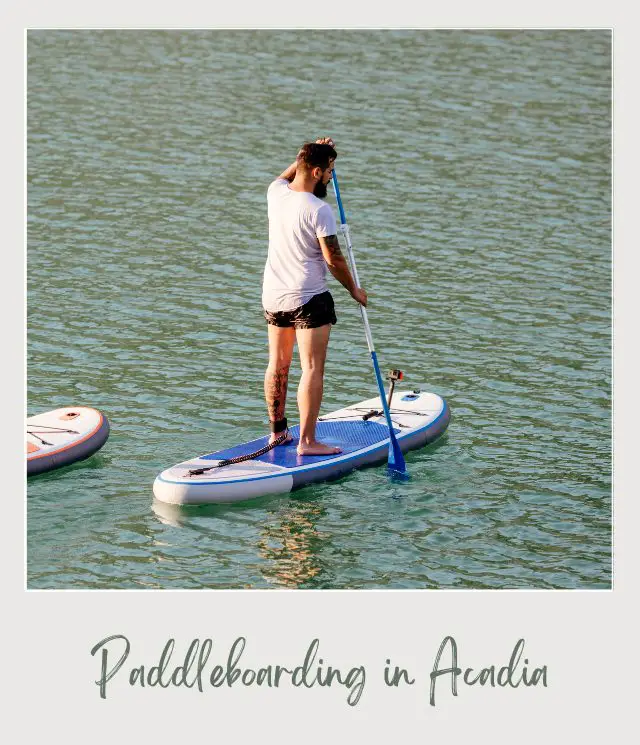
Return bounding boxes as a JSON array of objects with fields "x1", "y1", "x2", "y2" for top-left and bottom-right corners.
[{"x1": 187, "y1": 429, "x2": 290, "y2": 476}]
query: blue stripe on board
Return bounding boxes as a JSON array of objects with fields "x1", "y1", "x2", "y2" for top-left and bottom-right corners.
[{"x1": 201, "y1": 420, "x2": 398, "y2": 470}]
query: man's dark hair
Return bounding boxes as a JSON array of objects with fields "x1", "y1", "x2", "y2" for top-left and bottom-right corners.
[{"x1": 296, "y1": 142, "x2": 337, "y2": 172}]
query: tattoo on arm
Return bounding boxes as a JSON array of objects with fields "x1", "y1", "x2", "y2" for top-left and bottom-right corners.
[
  {"x1": 320, "y1": 234, "x2": 356, "y2": 294},
  {"x1": 323, "y1": 235, "x2": 343, "y2": 259}
]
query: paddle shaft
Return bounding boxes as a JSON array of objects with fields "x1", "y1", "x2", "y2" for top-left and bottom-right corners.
[
  {"x1": 331, "y1": 174, "x2": 374, "y2": 350},
  {"x1": 331, "y1": 170, "x2": 407, "y2": 473}
]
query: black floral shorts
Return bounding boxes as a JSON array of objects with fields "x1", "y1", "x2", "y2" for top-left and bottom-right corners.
[{"x1": 263, "y1": 291, "x2": 337, "y2": 329}]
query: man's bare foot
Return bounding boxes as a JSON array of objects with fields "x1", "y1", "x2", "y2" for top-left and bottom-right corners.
[
  {"x1": 297, "y1": 441, "x2": 342, "y2": 456},
  {"x1": 269, "y1": 431, "x2": 293, "y2": 446}
]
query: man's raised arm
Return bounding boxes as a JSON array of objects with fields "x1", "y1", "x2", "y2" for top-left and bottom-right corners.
[{"x1": 276, "y1": 161, "x2": 297, "y2": 182}]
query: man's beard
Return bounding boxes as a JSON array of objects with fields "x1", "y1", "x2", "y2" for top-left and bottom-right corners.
[{"x1": 313, "y1": 180, "x2": 328, "y2": 199}]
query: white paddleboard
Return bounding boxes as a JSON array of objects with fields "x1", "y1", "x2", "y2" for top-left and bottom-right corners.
[
  {"x1": 27, "y1": 406, "x2": 110, "y2": 476},
  {"x1": 153, "y1": 389, "x2": 450, "y2": 505}
]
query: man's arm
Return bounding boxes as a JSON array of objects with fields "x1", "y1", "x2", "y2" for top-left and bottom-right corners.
[
  {"x1": 319, "y1": 235, "x2": 368, "y2": 306},
  {"x1": 277, "y1": 161, "x2": 297, "y2": 182}
]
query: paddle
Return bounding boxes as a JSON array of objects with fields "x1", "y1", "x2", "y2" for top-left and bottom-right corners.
[{"x1": 331, "y1": 170, "x2": 408, "y2": 476}]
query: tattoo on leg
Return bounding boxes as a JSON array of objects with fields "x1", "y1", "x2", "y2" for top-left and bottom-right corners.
[{"x1": 266, "y1": 365, "x2": 289, "y2": 421}]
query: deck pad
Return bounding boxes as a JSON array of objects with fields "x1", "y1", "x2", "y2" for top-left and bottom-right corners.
[{"x1": 203, "y1": 420, "x2": 398, "y2": 469}]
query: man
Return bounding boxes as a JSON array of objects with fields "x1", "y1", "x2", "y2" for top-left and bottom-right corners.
[{"x1": 262, "y1": 137, "x2": 368, "y2": 456}]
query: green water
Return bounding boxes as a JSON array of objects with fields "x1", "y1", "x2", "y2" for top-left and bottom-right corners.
[{"x1": 27, "y1": 30, "x2": 611, "y2": 589}]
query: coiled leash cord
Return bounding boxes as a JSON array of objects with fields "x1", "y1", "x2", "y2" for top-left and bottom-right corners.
[{"x1": 187, "y1": 429, "x2": 289, "y2": 477}]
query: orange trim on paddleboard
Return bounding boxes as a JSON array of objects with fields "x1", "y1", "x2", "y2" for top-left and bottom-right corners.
[{"x1": 27, "y1": 408, "x2": 105, "y2": 461}]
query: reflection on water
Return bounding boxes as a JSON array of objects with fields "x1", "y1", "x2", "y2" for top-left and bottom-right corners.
[
  {"x1": 152, "y1": 499, "x2": 194, "y2": 528},
  {"x1": 257, "y1": 499, "x2": 326, "y2": 588},
  {"x1": 152, "y1": 496, "x2": 326, "y2": 588}
]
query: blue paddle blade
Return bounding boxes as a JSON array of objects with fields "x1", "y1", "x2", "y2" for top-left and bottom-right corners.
[
  {"x1": 388, "y1": 464, "x2": 410, "y2": 482},
  {"x1": 387, "y1": 438, "x2": 408, "y2": 475}
]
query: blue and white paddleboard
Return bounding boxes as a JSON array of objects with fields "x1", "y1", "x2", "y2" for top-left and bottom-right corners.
[{"x1": 153, "y1": 389, "x2": 450, "y2": 505}]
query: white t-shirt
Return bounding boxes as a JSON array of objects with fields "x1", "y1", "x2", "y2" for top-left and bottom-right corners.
[{"x1": 262, "y1": 178, "x2": 338, "y2": 312}]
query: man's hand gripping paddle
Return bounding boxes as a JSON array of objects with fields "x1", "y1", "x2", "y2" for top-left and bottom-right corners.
[{"x1": 331, "y1": 170, "x2": 408, "y2": 477}]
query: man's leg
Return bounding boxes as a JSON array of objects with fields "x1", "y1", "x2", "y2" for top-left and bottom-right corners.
[
  {"x1": 265, "y1": 324, "x2": 295, "y2": 444},
  {"x1": 295, "y1": 324, "x2": 341, "y2": 456}
]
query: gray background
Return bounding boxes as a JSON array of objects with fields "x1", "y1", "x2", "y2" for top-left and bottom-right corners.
[{"x1": 8, "y1": 1, "x2": 636, "y2": 743}]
